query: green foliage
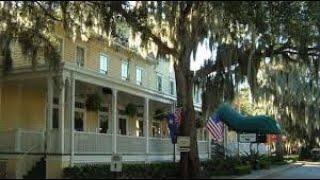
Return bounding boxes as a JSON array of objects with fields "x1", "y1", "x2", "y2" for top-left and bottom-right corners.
[
  {"x1": 235, "y1": 165, "x2": 252, "y2": 175},
  {"x1": 299, "y1": 146, "x2": 313, "y2": 161},
  {"x1": 63, "y1": 163, "x2": 180, "y2": 179},
  {"x1": 201, "y1": 157, "x2": 251, "y2": 176},
  {"x1": 85, "y1": 93, "x2": 103, "y2": 112},
  {"x1": 125, "y1": 103, "x2": 138, "y2": 118}
]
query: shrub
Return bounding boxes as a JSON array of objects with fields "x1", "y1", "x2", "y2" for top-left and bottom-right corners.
[
  {"x1": 63, "y1": 163, "x2": 180, "y2": 179},
  {"x1": 235, "y1": 165, "x2": 252, "y2": 175},
  {"x1": 299, "y1": 146, "x2": 312, "y2": 160},
  {"x1": 258, "y1": 160, "x2": 271, "y2": 169}
]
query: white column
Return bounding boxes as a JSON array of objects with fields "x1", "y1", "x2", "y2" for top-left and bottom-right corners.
[
  {"x1": 144, "y1": 98, "x2": 150, "y2": 159},
  {"x1": 112, "y1": 89, "x2": 118, "y2": 154},
  {"x1": 46, "y1": 75, "x2": 54, "y2": 153},
  {"x1": 59, "y1": 77, "x2": 66, "y2": 154},
  {"x1": 69, "y1": 74, "x2": 75, "y2": 166}
]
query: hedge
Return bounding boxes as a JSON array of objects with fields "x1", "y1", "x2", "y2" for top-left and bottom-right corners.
[{"x1": 63, "y1": 163, "x2": 180, "y2": 179}]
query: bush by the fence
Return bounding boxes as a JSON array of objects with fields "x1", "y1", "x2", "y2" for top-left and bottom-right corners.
[
  {"x1": 63, "y1": 163, "x2": 180, "y2": 179},
  {"x1": 235, "y1": 165, "x2": 252, "y2": 175}
]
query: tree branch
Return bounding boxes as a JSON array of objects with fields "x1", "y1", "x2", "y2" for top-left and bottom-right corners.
[
  {"x1": 35, "y1": 1, "x2": 62, "y2": 22},
  {"x1": 110, "y1": 2, "x2": 179, "y2": 57}
]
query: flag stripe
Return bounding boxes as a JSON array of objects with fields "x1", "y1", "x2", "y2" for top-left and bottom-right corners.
[
  {"x1": 208, "y1": 123, "x2": 221, "y2": 140},
  {"x1": 206, "y1": 114, "x2": 224, "y2": 142},
  {"x1": 207, "y1": 122, "x2": 221, "y2": 139}
]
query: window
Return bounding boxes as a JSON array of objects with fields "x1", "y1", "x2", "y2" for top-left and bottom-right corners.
[
  {"x1": 136, "y1": 67, "x2": 143, "y2": 86},
  {"x1": 121, "y1": 60, "x2": 129, "y2": 80},
  {"x1": 99, "y1": 54, "x2": 108, "y2": 74},
  {"x1": 136, "y1": 119, "x2": 144, "y2": 137},
  {"x1": 99, "y1": 114, "x2": 108, "y2": 133},
  {"x1": 74, "y1": 100, "x2": 85, "y2": 131},
  {"x1": 194, "y1": 87, "x2": 200, "y2": 103},
  {"x1": 157, "y1": 74, "x2": 162, "y2": 92},
  {"x1": 119, "y1": 118, "x2": 127, "y2": 135},
  {"x1": 76, "y1": 46, "x2": 85, "y2": 67},
  {"x1": 52, "y1": 109, "x2": 59, "y2": 129},
  {"x1": 170, "y1": 80, "x2": 175, "y2": 95},
  {"x1": 152, "y1": 121, "x2": 161, "y2": 138},
  {"x1": 74, "y1": 111, "x2": 84, "y2": 131}
]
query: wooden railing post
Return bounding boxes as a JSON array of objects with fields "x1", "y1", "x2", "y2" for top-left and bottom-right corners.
[{"x1": 15, "y1": 128, "x2": 21, "y2": 153}]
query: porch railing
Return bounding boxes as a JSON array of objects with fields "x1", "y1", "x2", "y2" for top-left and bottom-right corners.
[
  {"x1": 74, "y1": 131, "x2": 112, "y2": 154},
  {"x1": 149, "y1": 138, "x2": 173, "y2": 155},
  {"x1": 0, "y1": 129, "x2": 209, "y2": 156},
  {"x1": 117, "y1": 135, "x2": 146, "y2": 155}
]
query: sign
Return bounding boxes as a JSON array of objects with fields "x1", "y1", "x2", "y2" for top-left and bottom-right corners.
[
  {"x1": 110, "y1": 154, "x2": 122, "y2": 172},
  {"x1": 177, "y1": 136, "x2": 190, "y2": 152},
  {"x1": 239, "y1": 133, "x2": 256, "y2": 143}
]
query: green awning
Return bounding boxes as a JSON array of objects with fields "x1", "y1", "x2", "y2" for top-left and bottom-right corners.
[{"x1": 216, "y1": 103, "x2": 281, "y2": 134}]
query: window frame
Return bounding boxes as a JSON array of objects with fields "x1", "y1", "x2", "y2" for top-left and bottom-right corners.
[
  {"x1": 98, "y1": 104, "x2": 109, "y2": 134},
  {"x1": 99, "y1": 53, "x2": 109, "y2": 75},
  {"x1": 74, "y1": 98, "x2": 86, "y2": 131},
  {"x1": 136, "y1": 66, "x2": 143, "y2": 86},
  {"x1": 76, "y1": 46, "x2": 85, "y2": 68},
  {"x1": 121, "y1": 60, "x2": 129, "y2": 81},
  {"x1": 118, "y1": 115, "x2": 129, "y2": 136},
  {"x1": 156, "y1": 73, "x2": 163, "y2": 92},
  {"x1": 169, "y1": 79, "x2": 175, "y2": 95}
]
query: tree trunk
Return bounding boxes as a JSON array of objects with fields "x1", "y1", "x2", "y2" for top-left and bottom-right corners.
[{"x1": 174, "y1": 58, "x2": 200, "y2": 179}]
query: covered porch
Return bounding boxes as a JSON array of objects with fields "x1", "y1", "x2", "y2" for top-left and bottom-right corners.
[{"x1": 0, "y1": 73, "x2": 209, "y2": 161}]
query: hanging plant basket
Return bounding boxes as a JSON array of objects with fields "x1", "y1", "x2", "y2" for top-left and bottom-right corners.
[
  {"x1": 196, "y1": 118, "x2": 204, "y2": 128},
  {"x1": 125, "y1": 103, "x2": 138, "y2": 118},
  {"x1": 86, "y1": 93, "x2": 103, "y2": 112},
  {"x1": 154, "y1": 109, "x2": 166, "y2": 121}
]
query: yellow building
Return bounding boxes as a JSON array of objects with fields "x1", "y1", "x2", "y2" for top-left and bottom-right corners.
[{"x1": 0, "y1": 24, "x2": 209, "y2": 179}]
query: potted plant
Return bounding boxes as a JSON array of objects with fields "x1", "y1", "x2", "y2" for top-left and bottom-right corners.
[
  {"x1": 86, "y1": 93, "x2": 103, "y2": 111},
  {"x1": 154, "y1": 109, "x2": 166, "y2": 121},
  {"x1": 125, "y1": 103, "x2": 138, "y2": 118}
]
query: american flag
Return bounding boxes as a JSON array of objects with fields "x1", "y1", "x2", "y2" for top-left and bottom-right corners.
[
  {"x1": 174, "y1": 107, "x2": 183, "y2": 126},
  {"x1": 206, "y1": 114, "x2": 224, "y2": 142}
]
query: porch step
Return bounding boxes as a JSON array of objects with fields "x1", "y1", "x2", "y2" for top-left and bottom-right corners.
[{"x1": 23, "y1": 157, "x2": 46, "y2": 179}]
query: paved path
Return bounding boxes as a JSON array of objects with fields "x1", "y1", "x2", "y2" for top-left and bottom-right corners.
[{"x1": 264, "y1": 162, "x2": 320, "y2": 179}]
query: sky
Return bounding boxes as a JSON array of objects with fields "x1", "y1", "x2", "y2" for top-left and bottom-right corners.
[{"x1": 190, "y1": 39, "x2": 216, "y2": 71}]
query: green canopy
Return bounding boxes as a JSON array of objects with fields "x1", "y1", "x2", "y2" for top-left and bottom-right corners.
[{"x1": 216, "y1": 104, "x2": 281, "y2": 134}]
